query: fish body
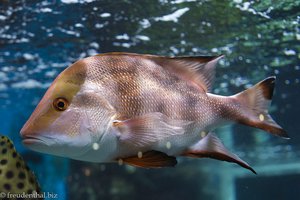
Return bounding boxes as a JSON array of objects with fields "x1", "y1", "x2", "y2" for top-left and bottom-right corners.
[
  {"x1": 0, "y1": 135, "x2": 42, "y2": 196},
  {"x1": 20, "y1": 53, "x2": 287, "y2": 173}
]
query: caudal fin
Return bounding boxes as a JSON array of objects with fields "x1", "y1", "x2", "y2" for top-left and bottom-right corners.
[{"x1": 231, "y1": 76, "x2": 288, "y2": 138}]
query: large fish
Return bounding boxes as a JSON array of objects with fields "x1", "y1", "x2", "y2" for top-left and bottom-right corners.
[{"x1": 20, "y1": 53, "x2": 287, "y2": 174}]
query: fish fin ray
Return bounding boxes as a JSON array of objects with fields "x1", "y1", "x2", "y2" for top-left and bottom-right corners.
[
  {"x1": 182, "y1": 132, "x2": 256, "y2": 174},
  {"x1": 232, "y1": 76, "x2": 288, "y2": 138},
  {"x1": 113, "y1": 112, "x2": 192, "y2": 147},
  {"x1": 151, "y1": 55, "x2": 223, "y2": 93},
  {"x1": 120, "y1": 150, "x2": 177, "y2": 168},
  {"x1": 96, "y1": 52, "x2": 223, "y2": 93}
]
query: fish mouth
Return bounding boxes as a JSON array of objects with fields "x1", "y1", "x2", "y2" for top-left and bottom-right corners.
[{"x1": 22, "y1": 135, "x2": 47, "y2": 146}]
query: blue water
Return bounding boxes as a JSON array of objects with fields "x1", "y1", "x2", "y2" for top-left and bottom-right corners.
[{"x1": 0, "y1": 1, "x2": 299, "y2": 199}]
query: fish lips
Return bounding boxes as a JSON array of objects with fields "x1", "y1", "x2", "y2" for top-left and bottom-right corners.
[
  {"x1": 20, "y1": 124, "x2": 49, "y2": 146},
  {"x1": 20, "y1": 128, "x2": 50, "y2": 147},
  {"x1": 21, "y1": 135, "x2": 46, "y2": 146},
  {"x1": 21, "y1": 134, "x2": 57, "y2": 155}
]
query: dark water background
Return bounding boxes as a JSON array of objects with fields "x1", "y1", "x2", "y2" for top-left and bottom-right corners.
[{"x1": 0, "y1": 0, "x2": 299, "y2": 199}]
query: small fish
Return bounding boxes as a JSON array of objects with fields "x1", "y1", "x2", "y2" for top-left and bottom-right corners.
[
  {"x1": 0, "y1": 135, "x2": 42, "y2": 195},
  {"x1": 20, "y1": 53, "x2": 287, "y2": 174}
]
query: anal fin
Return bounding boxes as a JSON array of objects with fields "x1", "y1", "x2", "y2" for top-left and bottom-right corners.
[
  {"x1": 182, "y1": 132, "x2": 256, "y2": 174},
  {"x1": 119, "y1": 150, "x2": 177, "y2": 168}
]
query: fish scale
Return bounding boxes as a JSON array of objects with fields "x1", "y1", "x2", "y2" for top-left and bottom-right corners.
[
  {"x1": 87, "y1": 55, "x2": 205, "y2": 121},
  {"x1": 21, "y1": 52, "x2": 287, "y2": 174}
]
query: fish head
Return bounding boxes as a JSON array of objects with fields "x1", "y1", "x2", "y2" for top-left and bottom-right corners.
[{"x1": 20, "y1": 58, "x2": 113, "y2": 158}]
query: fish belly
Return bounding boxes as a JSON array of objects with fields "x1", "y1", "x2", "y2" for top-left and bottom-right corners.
[{"x1": 153, "y1": 125, "x2": 203, "y2": 156}]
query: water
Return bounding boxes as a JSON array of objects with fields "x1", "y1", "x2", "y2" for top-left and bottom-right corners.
[{"x1": 0, "y1": 0, "x2": 299, "y2": 199}]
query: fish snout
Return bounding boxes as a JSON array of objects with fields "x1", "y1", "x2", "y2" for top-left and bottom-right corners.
[
  {"x1": 20, "y1": 123, "x2": 45, "y2": 146},
  {"x1": 20, "y1": 120, "x2": 33, "y2": 138},
  {"x1": 20, "y1": 112, "x2": 48, "y2": 139},
  {"x1": 20, "y1": 120, "x2": 41, "y2": 142}
]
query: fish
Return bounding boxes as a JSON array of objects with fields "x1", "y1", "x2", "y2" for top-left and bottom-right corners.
[
  {"x1": 0, "y1": 135, "x2": 42, "y2": 196},
  {"x1": 20, "y1": 52, "x2": 287, "y2": 174}
]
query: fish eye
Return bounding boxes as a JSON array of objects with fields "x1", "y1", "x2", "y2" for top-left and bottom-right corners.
[{"x1": 53, "y1": 97, "x2": 69, "y2": 111}]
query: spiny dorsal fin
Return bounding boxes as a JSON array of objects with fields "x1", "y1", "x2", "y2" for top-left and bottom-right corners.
[
  {"x1": 96, "y1": 52, "x2": 223, "y2": 92},
  {"x1": 119, "y1": 150, "x2": 177, "y2": 168},
  {"x1": 151, "y1": 55, "x2": 223, "y2": 93}
]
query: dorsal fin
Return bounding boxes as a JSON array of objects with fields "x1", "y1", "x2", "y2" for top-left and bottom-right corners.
[
  {"x1": 96, "y1": 52, "x2": 223, "y2": 92},
  {"x1": 151, "y1": 55, "x2": 223, "y2": 93}
]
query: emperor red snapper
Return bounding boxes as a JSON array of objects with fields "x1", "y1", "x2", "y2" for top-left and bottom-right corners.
[{"x1": 20, "y1": 52, "x2": 287, "y2": 174}]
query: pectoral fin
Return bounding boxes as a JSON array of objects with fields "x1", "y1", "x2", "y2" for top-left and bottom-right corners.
[
  {"x1": 119, "y1": 150, "x2": 177, "y2": 168},
  {"x1": 113, "y1": 112, "x2": 192, "y2": 147},
  {"x1": 182, "y1": 132, "x2": 256, "y2": 174}
]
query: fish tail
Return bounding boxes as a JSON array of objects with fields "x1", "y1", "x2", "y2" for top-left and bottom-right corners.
[{"x1": 231, "y1": 76, "x2": 288, "y2": 138}]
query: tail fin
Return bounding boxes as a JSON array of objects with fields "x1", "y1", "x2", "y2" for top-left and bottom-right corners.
[{"x1": 231, "y1": 76, "x2": 288, "y2": 138}]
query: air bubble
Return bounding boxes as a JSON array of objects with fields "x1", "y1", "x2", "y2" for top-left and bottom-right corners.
[
  {"x1": 259, "y1": 114, "x2": 265, "y2": 121},
  {"x1": 118, "y1": 159, "x2": 123, "y2": 165},
  {"x1": 84, "y1": 168, "x2": 91, "y2": 176},
  {"x1": 92, "y1": 143, "x2": 99, "y2": 150},
  {"x1": 200, "y1": 131, "x2": 206, "y2": 138},
  {"x1": 284, "y1": 80, "x2": 290, "y2": 85},
  {"x1": 138, "y1": 151, "x2": 143, "y2": 158},
  {"x1": 166, "y1": 141, "x2": 171, "y2": 149}
]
